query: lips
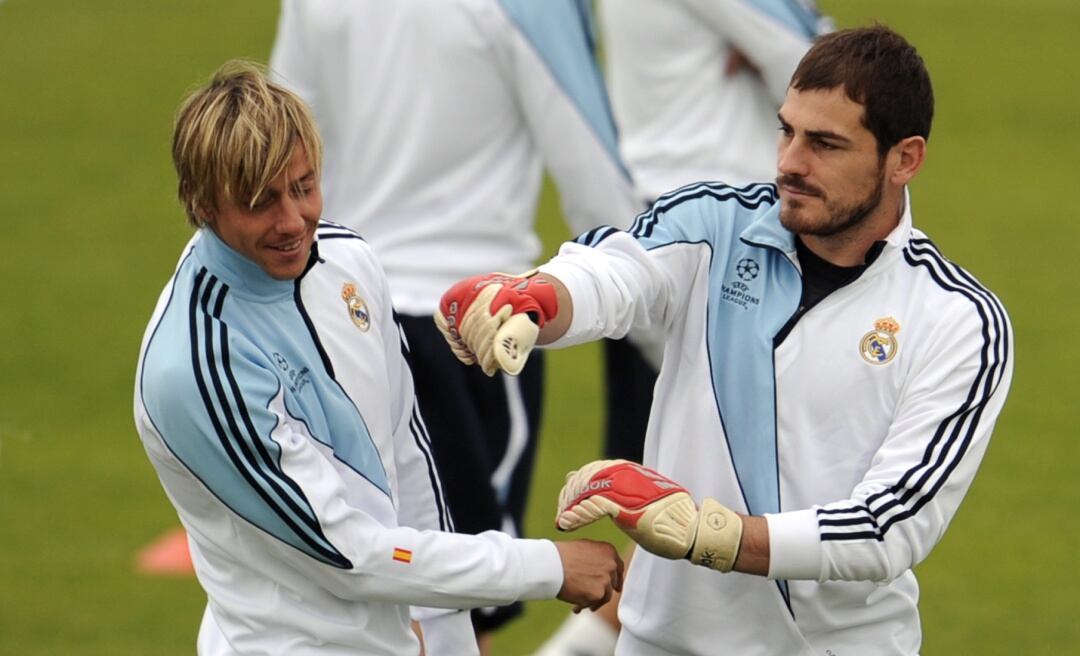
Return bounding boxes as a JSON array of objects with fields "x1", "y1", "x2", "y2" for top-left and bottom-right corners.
[{"x1": 271, "y1": 240, "x2": 302, "y2": 252}]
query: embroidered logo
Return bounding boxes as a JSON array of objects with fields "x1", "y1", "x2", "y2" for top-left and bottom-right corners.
[
  {"x1": 392, "y1": 547, "x2": 413, "y2": 564},
  {"x1": 735, "y1": 258, "x2": 760, "y2": 281},
  {"x1": 859, "y1": 317, "x2": 900, "y2": 365},
  {"x1": 722, "y1": 258, "x2": 762, "y2": 309},
  {"x1": 341, "y1": 282, "x2": 370, "y2": 332},
  {"x1": 271, "y1": 352, "x2": 312, "y2": 394}
]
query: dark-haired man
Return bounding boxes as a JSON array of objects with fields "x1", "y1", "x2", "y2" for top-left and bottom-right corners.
[{"x1": 437, "y1": 26, "x2": 1013, "y2": 654}]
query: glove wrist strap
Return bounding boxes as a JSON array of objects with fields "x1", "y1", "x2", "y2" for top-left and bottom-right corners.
[{"x1": 688, "y1": 498, "x2": 743, "y2": 572}]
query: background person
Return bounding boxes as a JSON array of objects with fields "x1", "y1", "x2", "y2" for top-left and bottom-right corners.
[{"x1": 599, "y1": 0, "x2": 831, "y2": 204}]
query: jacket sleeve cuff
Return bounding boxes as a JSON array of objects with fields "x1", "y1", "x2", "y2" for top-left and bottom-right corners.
[
  {"x1": 513, "y1": 538, "x2": 565, "y2": 600},
  {"x1": 537, "y1": 259, "x2": 601, "y2": 347},
  {"x1": 764, "y1": 509, "x2": 822, "y2": 580}
]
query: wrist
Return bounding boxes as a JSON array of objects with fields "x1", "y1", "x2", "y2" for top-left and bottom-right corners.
[
  {"x1": 688, "y1": 498, "x2": 743, "y2": 572},
  {"x1": 512, "y1": 271, "x2": 559, "y2": 327}
]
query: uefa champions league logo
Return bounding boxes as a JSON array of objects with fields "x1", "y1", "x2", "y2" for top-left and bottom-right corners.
[
  {"x1": 722, "y1": 258, "x2": 762, "y2": 310},
  {"x1": 735, "y1": 258, "x2": 759, "y2": 281}
]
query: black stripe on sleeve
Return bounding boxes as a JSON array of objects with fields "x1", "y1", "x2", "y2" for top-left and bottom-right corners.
[
  {"x1": 820, "y1": 241, "x2": 1008, "y2": 541},
  {"x1": 574, "y1": 225, "x2": 620, "y2": 247},
  {"x1": 395, "y1": 315, "x2": 453, "y2": 532},
  {"x1": 629, "y1": 182, "x2": 777, "y2": 239}
]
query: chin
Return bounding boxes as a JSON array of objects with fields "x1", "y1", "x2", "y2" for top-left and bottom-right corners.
[
  {"x1": 274, "y1": 266, "x2": 306, "y2": 281},
  {"x1": 779, "y1": 207, "x2": 817, "y2": 234}
]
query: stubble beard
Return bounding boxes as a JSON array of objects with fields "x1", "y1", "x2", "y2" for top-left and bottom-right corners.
[{"x1": 778, "y1": 169, "x2": 885, "y2": 238}]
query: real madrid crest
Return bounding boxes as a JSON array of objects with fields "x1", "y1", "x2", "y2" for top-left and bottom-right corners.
[
  {"x1": 341, "y1": 282, "x2": 371, "y2": 332},
  {"x1": 859, "y1": 317, "x2": 900, "y2": 365}
]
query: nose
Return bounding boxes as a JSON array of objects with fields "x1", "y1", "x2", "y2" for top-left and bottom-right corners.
[
  {"x1": 777, "y1": 137, "x2": 809, "y2": 178},
  {"x1": 275, "y1": 194, "x2": 308, "y2": 234}
]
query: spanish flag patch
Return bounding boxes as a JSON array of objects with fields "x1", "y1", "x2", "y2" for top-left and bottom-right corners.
[{"x1": 392, "y1": 547, "x2": 413, "y2": 564}]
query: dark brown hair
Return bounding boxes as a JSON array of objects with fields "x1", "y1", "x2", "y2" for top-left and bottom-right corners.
[{"x1": 791, "y1": 26, "x2": 934, "y2": 155}]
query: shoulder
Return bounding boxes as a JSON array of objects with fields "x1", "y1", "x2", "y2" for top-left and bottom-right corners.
[
  {"x1": 900, "y1": 234, "x2": 1009, "y2": 320},
  {"x1": 896, "y1": 234, "x2": 1012, "y2": 370},
  {"x1": 628, "y1": 181, "x2": 779, "y2": 244},
  {"x1": 314, "y1": 220, "x2": 377, "y2": 262}
]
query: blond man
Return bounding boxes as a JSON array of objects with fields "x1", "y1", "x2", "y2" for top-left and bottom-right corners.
[{"x1": 134, "y1": 61, "x2": 622, "y2": 655}]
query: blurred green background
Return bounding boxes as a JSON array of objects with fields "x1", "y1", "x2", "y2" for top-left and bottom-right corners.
[{"x1": 1, "y1": 0, "x2": 1077, "y2": 653}]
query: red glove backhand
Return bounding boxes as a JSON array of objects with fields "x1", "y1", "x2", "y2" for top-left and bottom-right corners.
[
  {"x1": 435, "y1": 271, "x2": 558, "y2": 376},
  {"x1": 558, "y1": 461, "x2": 689, "y2": 530},
  {"x1": 556, "y1": 460, "x2": 744, "y2": 571}
]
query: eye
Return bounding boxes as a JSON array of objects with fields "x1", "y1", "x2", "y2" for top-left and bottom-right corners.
[
  {"x1": 291, "y1": 177, "x2": 317, "y2": 198},
  {"x1": 250, "y1": 196, "x2": 274, "y2": 213},
  {"x1": 813, "y1": 139, "x2": 838, "y2": 151}
]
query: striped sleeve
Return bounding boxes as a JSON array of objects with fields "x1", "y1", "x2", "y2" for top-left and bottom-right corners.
[
  {"x1": 770, "y1": 240, "x2": 1013, "y2": 582},
  {"x1": 390, "y1": 310, "x2": 453, "y2": 533}
]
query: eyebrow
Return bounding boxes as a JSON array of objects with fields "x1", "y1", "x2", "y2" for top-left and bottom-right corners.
[
  {"x1": 777, "y1": 112, "x2": 853, "y2": 145},
  {"x1": 291, "y1": 170, "x2": 316, "y2": 188}
]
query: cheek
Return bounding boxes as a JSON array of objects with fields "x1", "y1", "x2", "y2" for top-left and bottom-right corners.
[
  {"x1": 306, "y1": 192, "x2": 324, "y2": 221},
  {"x1": 825, "y1": 162, "x2": 870, "y2": 197}
]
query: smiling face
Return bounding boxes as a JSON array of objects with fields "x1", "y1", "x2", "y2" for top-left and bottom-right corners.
[{"x1": 206, "y1": 144, "x2": 322, "y2": 280}]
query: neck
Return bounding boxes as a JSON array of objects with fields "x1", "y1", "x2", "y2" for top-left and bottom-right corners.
[{"x1": 801, "y1": 186, "x2": 905, "y2": 266}]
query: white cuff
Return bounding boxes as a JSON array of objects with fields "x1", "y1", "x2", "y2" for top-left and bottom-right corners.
[
  {"x1": 764, "y1": 509, "x2": 822, "y2": 580},
  {"x1": 537, "y1": 259, "x2": 603, "y2": 348},
  {"x1": 513, "y1": 539, "x2": 565, "y2": 600}
]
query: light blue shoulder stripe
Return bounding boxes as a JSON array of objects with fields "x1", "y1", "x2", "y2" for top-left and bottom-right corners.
[
  {"x1": 497, "y1": 0, "x2": 627, "y2": 175},
  {"x1": 741, "y1": 0, "x2": 825, "y2": 38},
  {"x1": 630, "y1": 187, "x2": 801, "y2": 517}
]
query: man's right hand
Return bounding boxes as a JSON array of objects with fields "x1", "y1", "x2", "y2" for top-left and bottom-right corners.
[
  {"x1": 553, "y1": 540, "x2": 624, "y2": 613},
  {"x1": 556, "y1": 460, "x2": 744, "y2": 573},
  {"x1": 434, "y1": 271, "x2": 559, "y2": 376}
]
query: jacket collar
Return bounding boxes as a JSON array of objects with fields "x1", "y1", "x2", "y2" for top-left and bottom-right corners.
[{"x1": 193, "y1": 228, "x2": 298, "y2": 299}]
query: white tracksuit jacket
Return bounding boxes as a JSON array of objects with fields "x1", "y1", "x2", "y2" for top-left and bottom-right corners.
[
  {"x1": 134, "y1": 225, "x2": 563, "y2": 655},
  {"x1": 540, "y1": 183, "x2": 1013, "y2": 655}
]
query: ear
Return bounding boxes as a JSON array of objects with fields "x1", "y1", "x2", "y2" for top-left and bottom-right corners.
[
  {"x1": 887, "y1": 136, "x2": 927, "y2": 186},
  {"x1": 196, "y1": 204, "x2": 215, "y2": 226}
]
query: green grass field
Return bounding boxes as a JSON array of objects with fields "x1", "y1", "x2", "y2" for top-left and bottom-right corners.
[{"x1": 1, "y1": 1, "x2": 1077, "y2": 653}]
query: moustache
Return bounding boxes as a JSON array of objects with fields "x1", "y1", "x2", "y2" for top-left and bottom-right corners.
[{"x1": 776, "y1": 175, "x2": 822, "y2": 198}]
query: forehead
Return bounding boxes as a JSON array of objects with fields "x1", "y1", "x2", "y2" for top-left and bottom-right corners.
[
  {"x1": 779, "y1": 86, "x2": 871, "y2": 141},
  {"x1": 283, "y1": 143, "x2": 314, "y2": 178},
  {"x1": 264, "y1": 143, "x2": 315, "y2": 189}
]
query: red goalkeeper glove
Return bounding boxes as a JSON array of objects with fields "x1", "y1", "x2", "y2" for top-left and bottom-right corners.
[
  {"x1": 434, "y1": 271, "x2": 558, "y2": 376},
  {"x1": 556, "y1": 460, "x2": 744, "y2": 572}
]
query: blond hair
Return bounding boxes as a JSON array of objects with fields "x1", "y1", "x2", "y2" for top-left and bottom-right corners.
[{"x1": 171, "y1": 60, "x2": 323, "y2": 227}]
